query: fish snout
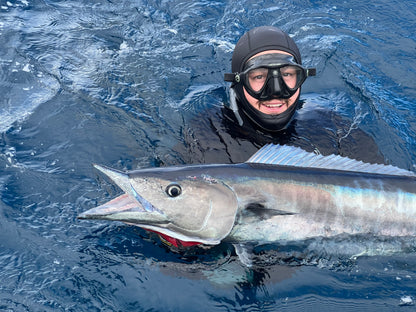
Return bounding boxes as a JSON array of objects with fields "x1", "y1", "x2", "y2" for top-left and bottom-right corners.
[{"x1": 77, "y1": 193, "x2": 164, "y2": 221}]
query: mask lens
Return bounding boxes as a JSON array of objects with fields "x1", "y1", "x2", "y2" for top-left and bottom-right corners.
[
  {"x1": 280, "y1": 66, "x2": 303, "y2": 90},
  {"x1": 247, "y1": 67, "x2": 268, "y2": 92},
  {"x1": 244, "y1": 66, "x2": 305, "y2": 96}
]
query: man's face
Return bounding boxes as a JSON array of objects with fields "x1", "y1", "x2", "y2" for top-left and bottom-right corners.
[{"x1": 242, "y1": 50, "x2": 300, "y2": 115}]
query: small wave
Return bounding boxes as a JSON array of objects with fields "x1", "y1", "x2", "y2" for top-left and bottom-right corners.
[
  {"x1": 176, "y1": 84, "x2": 225, "y2": 111},
  {"x1": 0, "y1": 60, "x2": 60, "y2": 133}
]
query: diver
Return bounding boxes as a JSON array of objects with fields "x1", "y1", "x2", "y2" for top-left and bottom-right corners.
[
  {"x1": 152, "y1": 26, "x2": 385, "y2": 250},
  {"x1": 168, "y1": 26, "x2": 384, "y2": 165},
  {"x1": 223, "y1": 25, "x2": 315, "y2": 132}
]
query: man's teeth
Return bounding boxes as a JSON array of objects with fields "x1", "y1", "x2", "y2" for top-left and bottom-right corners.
[{"x1": 264, "y1": 103, "x2": 283, "y2": 108}]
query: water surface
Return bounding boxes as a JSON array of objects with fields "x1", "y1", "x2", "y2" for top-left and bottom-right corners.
[{"x1": 1, "y1": 0, "x2": 416, "y2": 311}]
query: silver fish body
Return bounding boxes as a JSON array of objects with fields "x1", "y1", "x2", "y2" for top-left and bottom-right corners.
[{"x1": 78, "y1": 144, "x2": 416, "y2": 245}]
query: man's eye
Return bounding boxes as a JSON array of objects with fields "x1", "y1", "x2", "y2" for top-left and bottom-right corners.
[
  {"x1": 253, "y1": 74, "x2": 265, "y2": 80},
  {"x1": 248, "y1": 68, "x2": 268, "y2": 80}
]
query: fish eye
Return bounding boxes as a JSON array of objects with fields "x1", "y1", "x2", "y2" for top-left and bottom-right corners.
[{"x1": 165, "y1": 183, "x2": 182, "y2": 198}]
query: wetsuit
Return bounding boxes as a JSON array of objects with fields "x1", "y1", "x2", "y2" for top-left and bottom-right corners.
[{"x1": 167, "y1": 100, "x2": 385, "y2": 166}]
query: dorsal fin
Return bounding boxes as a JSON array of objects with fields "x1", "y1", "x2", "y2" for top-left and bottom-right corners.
[{"x1": 246, "y1": 144, "x2": 416, "y2": 177}]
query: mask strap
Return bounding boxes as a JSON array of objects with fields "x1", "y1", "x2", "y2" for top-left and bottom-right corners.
[{"x1": 229, "y1": 88, "x2": 244, "y2": 126}]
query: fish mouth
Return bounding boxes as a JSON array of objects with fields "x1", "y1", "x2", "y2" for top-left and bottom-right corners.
[
  {"x1": 77, "y1": 193, "x2": 168, "y2": 224},
  {"x1": 77, "y1": 164, "x2": 166, "y2": 223}
]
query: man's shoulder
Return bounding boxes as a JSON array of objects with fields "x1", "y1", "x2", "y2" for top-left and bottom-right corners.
[{"x1": 170, "y1": 103, "x2": 385, "y2": 165}]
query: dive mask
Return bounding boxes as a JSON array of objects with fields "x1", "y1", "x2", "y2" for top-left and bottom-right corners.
[{"x1": 224, "y1": 54, "x2": 316, "y2": 101}]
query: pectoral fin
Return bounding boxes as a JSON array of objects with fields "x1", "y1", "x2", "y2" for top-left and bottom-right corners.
[{"x1": 245, "y1": 203, "x2": 296, "y2": 220}]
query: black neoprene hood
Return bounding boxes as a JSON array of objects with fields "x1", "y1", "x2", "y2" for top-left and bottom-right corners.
[{"x1": 231, "y1": 26, "x2": 302, "y2": 73}]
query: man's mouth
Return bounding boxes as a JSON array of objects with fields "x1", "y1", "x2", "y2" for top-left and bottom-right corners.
[
  {"x1": 257, "y1": 100, "x2": 289, "y2": 114},
  {"x1": 263, "y1": 102, "x2": 285, "y2": 108}
]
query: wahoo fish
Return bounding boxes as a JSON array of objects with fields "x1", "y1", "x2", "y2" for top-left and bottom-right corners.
[{"x1": 78, "y1": 144, "x2": 416, "y2": 248}]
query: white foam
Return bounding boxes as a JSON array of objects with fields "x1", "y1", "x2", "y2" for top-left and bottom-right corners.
[{"x1": 399, "y1": 296, "x2": 413, "y2": 306}]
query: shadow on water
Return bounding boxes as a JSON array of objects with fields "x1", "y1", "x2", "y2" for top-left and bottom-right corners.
[
  {"x1": 78, "y1": 223, "x2": 416, "y2": 283},
  {"x1": 72, "y1": 222, "x2": 416, "y2": 310},
  {"x1": 77, "y1": 224, "x2": 299, "y2": 290}
]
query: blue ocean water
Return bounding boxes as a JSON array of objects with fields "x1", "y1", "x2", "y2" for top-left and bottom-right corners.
[{"x1": 1, "y1": 0, "x2": 416, "y2": 311}]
